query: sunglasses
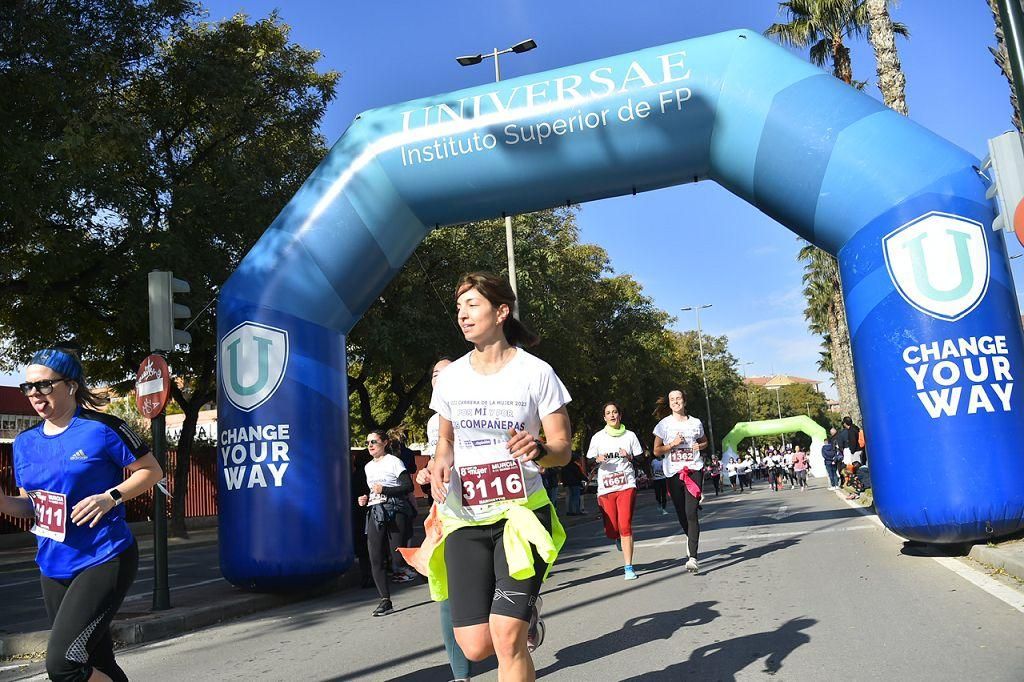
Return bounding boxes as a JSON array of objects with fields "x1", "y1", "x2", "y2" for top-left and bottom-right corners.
[
  {"x1": 366, "y1": 439, "x2": 381, "y2": 446},
  {"x1": 19, "y1": 378, "x2": 69, "y2": 396}
]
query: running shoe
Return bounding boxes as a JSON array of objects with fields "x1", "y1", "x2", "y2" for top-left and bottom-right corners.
[
  {"x1": 527, "y1": 596, "x2": 545, "y2": 653},
  {"x1": 391, "y1": 569, "x2": 415, "y2": 583},
  {"x1": 685, "y1": 557, "x2": 699, "y2": 574},
  {"x1": 659, "y1": 507, "x2": 669, "y2": 516},
  {"x1": 372, "y1": 599, "x2": 394, "y2": 616},
  {"x1": 624, "y1": 565, "x2": 638, "y2": 580}
]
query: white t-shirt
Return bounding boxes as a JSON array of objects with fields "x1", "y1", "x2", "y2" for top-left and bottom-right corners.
[
  {"x1": 363, "y1": 454, "x2": 406, "y2": 506},
  {"x1": 586, "y1": 429, "x2": 642, "y2": 496},
  {"x1": 651, "y1": 458, "x2": 665, "y2": 480},
  {"x1": 726, "y1": 461, "x2": 738, "y2": 476},
  {"x1": 429, "y1": 349, "x2": 572, "y2": 522},
  {"x1": 653, "y1": 415, "x2": 705, "y2": 475},
  {"x1": 426, "y1": 413, "x2": 441, "y2": 459}
]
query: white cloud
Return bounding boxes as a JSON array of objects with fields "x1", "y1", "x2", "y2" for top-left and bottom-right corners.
[{"x1": 724, "y1": 315, "x2": 805, "y2": 341}]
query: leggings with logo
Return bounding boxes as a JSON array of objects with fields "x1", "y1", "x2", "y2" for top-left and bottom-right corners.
[
  {"x1": 41, "y1": 541, "x2": 138, "y2": 682},
  {"x1": 667, "y1": 469, "x2": 704, "y2": 559}
]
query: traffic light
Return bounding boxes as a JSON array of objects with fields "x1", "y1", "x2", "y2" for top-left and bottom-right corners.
[
  {"x1": 984, "y1": 132, "x2": 1024, "y2": 246},
  {"x1": 148, "y1": 270, "x2": 191, "y2": 351}
]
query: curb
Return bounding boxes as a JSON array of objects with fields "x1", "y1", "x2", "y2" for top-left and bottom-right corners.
[
  {"x1": 1, "y1": 570, "x2": 363, "y2": 658},
  {"x1": 968, "y1": 544, "x2": 1024, "y2": 582}
]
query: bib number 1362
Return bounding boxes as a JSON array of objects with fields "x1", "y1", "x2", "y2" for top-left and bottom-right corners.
[{"x1": 459, "y1": 459, "x2": 526, "y2": 507}]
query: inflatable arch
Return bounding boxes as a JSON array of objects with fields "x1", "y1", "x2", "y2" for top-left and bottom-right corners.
[
  {"x1": 216, "y1": 29, "x2": 1024, "y2": 588},
  {"x1": 721, "y1": 417, "x2": 829, "y2": 479}
]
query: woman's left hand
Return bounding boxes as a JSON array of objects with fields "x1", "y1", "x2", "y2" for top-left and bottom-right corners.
[
  {"x1": 507, "y1": 428, "x2": 543, "y2": 463},
  {"x1": 371, "y1": 483, "x2": 384, "y2": 494},
  {"x1": 71, "y1": 494, "x2": 116, "y2": 528}
]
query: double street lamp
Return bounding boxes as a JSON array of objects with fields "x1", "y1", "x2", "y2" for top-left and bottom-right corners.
[
  {"x1": 682, "y1": 304, "x2": 715, "y2": 456},
  {"x1": 456, "y1": 38, "x2": 538, "y2": 320},
  {"x1": 768, "y1": 385, "x2": 786, "y2": 447}
]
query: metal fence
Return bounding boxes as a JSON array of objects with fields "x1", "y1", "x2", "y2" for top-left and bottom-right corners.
[{"x1": 0, "y1": 444, "x2": 219, "y2": 534}]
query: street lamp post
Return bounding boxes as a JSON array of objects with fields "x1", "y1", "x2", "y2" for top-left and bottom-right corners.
[
  {"x1": 682, "y1": 304, "x2": 715, "y2": 456},
  {"x1": 456, "y1": 38, "x2": 537, "y2": 320},
  {"x1": 769, "y1": 385, "x2": 785, "y2": 447}
]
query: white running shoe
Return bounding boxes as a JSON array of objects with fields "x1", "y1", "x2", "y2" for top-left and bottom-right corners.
[{"x1": 685, "y1": 557, "x2": 699, "y2": 574}]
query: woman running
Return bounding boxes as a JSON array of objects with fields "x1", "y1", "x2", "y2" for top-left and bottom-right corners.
[
  {"x1": 429, "y1": 271, "x2": 572, "y2": 682},
  {"x1": 587, "y1": 402, "x2": 643, "y2": 580},
  {"x1": 0, "y1": 347, "x2": 162, "y2": 682},
  {"x1": 357, "y1": 430, "x2": 416, "y2": 616},
  {"x1": 652, "y1": 389, "x2": 708, "y2": 574},
  {"x1": 793, "y1": 444, "x2": 809, "y2": 491},
  {"x1": 708, "y1": 455, "x2": 722, "y2": 496}
]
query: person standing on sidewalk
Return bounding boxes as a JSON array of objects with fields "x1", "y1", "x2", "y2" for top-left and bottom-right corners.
[
  {"x1": 357, "y1": 430, "x2": 417, "y2": 616},
  {"x1": 650, "y1": 455, "x2": 668, "y2": 515},
  {"x1": 0, "y1": 347, "x2": 162, "y2": 682},
  {"x1": 587, "y1": 402, "x2": 643, "y2": 580},
  {"x1": 652, "y1": 389, "x2": 708, "y2": 574},
  {"x1": 822, "y1": 428, "x2": 841, "y2": 490},
  {"x1": 560, "y1": 454, "x2": 585, "y2": 516}
]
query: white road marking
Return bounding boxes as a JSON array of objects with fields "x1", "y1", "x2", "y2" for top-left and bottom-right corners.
[
  {"x1": 770, "y1": 504, "x2": 790, "y2": 520},
  {"x1": 832, "y1": 490, "x2": 1024, "y2": 616},
  {"x1": 730, "y1": 524, "x2": 877, "y2": 541},
  {"x1": 0, "y1": 663, "x2": 30, "y2": 672},
  {"x1": 121, "y1": 578, "x2": 224, "y2": 602}
]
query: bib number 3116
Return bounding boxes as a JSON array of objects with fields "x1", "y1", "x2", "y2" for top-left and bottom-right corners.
[
  {"x1": 459, "y1": 459, "x2": 526, "y2": 507},
  {"x1": 28, "y1": 490, "x2": 67, "y2": 543}
]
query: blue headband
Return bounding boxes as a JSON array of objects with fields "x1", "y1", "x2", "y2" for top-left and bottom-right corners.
[{"x1": 30, "y1": 349, "x2": 83, "y2": 383}]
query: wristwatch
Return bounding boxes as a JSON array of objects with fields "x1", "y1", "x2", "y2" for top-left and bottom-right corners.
[
  {"x1": 108, "y1": 488, "x2": 123, "y2": 506},
  {"x1": 533, "y1": 438, "x2": 547, "y2": 458}
]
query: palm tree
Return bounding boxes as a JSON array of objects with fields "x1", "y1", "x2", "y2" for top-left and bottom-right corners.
[
  {"x1": 988, "y1": 0, "x2": 1023, "y2": 132},
  {"x1": 865, "y1": 0, "x2": 910, "y2": 115},
  {"x1": 767, "y1": 2, "x2": 873, "y2": 425}
]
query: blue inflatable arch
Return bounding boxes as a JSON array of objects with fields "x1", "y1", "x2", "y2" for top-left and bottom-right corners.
[{"x1": 216, "y1": 29, "x2": 1024, "y2": 589}]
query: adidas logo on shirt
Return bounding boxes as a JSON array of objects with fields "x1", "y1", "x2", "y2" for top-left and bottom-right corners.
[{"x1": 70, "y1": 450, "x2": 88, "y2": 461}]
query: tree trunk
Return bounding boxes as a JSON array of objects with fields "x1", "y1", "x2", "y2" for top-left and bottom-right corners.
[
  {"x1": 866, "y1": 0, "x2": 909, "y2": 116},
  {"x1": 989, "y1": 0, "x2": 1024, "y2": 132},
  {"x1": 822, "y1": 255, "x2": 863, "y2": 427},
  {"x1": 832, "y1": 37, "x2": 853, "y2": 84}
]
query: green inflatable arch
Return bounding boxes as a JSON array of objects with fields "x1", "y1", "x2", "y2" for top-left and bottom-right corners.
[{"x1": 721, "y1": 416, "x2": 828, "y2": 479}]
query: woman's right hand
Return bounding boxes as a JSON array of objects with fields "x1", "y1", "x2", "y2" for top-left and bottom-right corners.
[
  {"x1": 357, "y1": 495, "x2": 368, "y2": 507},
  {"x1": 415, "y1": 467, "x2": 432, "y2": 486},
  {"x1": 430, "y1": 461, "x2": 450, "y2": 504}
]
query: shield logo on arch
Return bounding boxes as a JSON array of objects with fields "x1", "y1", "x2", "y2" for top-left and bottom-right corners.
[
  {"x1": 220, "y1": 322, "x2": 289, "y2": 412},
  {"x1": 882, "y1": 212, "x2": 989, "y2": 322}
]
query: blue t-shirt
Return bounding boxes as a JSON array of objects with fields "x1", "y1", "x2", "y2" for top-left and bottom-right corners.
[{"x1": 14, "y1": 409, "x2": 149, "y2": 579}]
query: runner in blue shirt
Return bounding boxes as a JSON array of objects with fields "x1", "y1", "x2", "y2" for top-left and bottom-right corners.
[{"x1": 0, "y1": 347, "x2": 162, "y2": 682}]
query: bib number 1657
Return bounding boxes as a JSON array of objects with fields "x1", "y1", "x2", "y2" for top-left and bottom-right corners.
[{"x1": 459, "y1": 460, "x2": 526, "y2": 507}]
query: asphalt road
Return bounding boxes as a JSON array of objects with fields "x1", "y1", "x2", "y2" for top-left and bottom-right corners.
[{"x1": 5, "y1": 483, "x2": 1024, "y2": 681}]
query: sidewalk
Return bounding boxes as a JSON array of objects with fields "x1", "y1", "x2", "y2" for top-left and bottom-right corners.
[
  {"x1": 828, "y1": 485, "x2": 1024, "y2": 587},
  {"x1": 0, "y1": 496, "x2": 602, "y2": 660}
]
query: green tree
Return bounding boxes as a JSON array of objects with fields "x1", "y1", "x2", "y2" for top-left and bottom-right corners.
[{"x1": 0, "y1": 4, "x2": 338, "y2": 536}]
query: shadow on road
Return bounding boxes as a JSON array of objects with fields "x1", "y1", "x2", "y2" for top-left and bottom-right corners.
[
  {"x1": 619, "y1": 616, "x2": 816, "y2": 681},
  {"x1": 384, "y1": 657, "x2": 497, "y2": 682},
  {"x1": 699, "y1": 537, "x2": 801, "y2": 576},
  {"x1": 535, "y1": 600, "x2": 719, "y2": 678}
]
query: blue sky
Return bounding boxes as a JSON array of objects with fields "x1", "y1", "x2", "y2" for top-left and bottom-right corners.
[{"x1": 4, "y1": 1, "x2": 1023, "y2": 392}]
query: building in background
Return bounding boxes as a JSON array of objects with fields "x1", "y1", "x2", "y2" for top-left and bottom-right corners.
[
  {"x1": 0, "y1": 386, "x2": 40, "y2": 442},
  {"x1": 744, "y1": 374, "x2": 824, "y2": 393}
]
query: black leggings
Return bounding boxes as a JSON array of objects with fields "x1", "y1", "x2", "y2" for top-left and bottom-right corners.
[
  {"x1": 652, "y1": 478, "x2": 667, "y2": 508},
  {"x1": 667, "y1": 470, "x2": 703, "y2": 559},
  {"x1": 710, "y1": 474, "x2": 721, "y2": 495},
  {"x1": 41, "y1": 541, "x2": 138, "y2": 682},
  {"x1": 367, "y1": 510, "x2": 411, "y2": 600}
]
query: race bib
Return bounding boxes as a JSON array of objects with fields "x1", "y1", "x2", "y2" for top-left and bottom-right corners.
[
  {"x1": 458, "y1": 459, "x2": 526, "y2": 507},
  {"x1": 367, "y1": 492, "x2": 385, "y2": 506},
  {"x1": 603, "y1": 472, "x2": 627, "y2": 490},
  {"x1": 28, "y1": 491, "x2": 67, "y2": 543}
]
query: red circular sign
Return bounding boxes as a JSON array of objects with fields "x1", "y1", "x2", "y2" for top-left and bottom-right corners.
[{"x1": 136, "y1": 354, "x2": 171, "y2": 419}]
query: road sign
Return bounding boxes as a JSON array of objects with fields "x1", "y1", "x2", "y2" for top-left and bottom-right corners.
[{"x1": 136, "y1": 354, "x2": 171, "y2": 419}]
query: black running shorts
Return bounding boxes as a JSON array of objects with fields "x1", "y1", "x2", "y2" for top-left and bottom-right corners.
[{"x1": 444, "y1": 505, "x2": 552, "y2": 628}]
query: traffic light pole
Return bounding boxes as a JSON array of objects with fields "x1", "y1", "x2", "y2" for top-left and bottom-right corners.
[{"x1": 151, "y1": 405, "x2": 170, "y2": 610}]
